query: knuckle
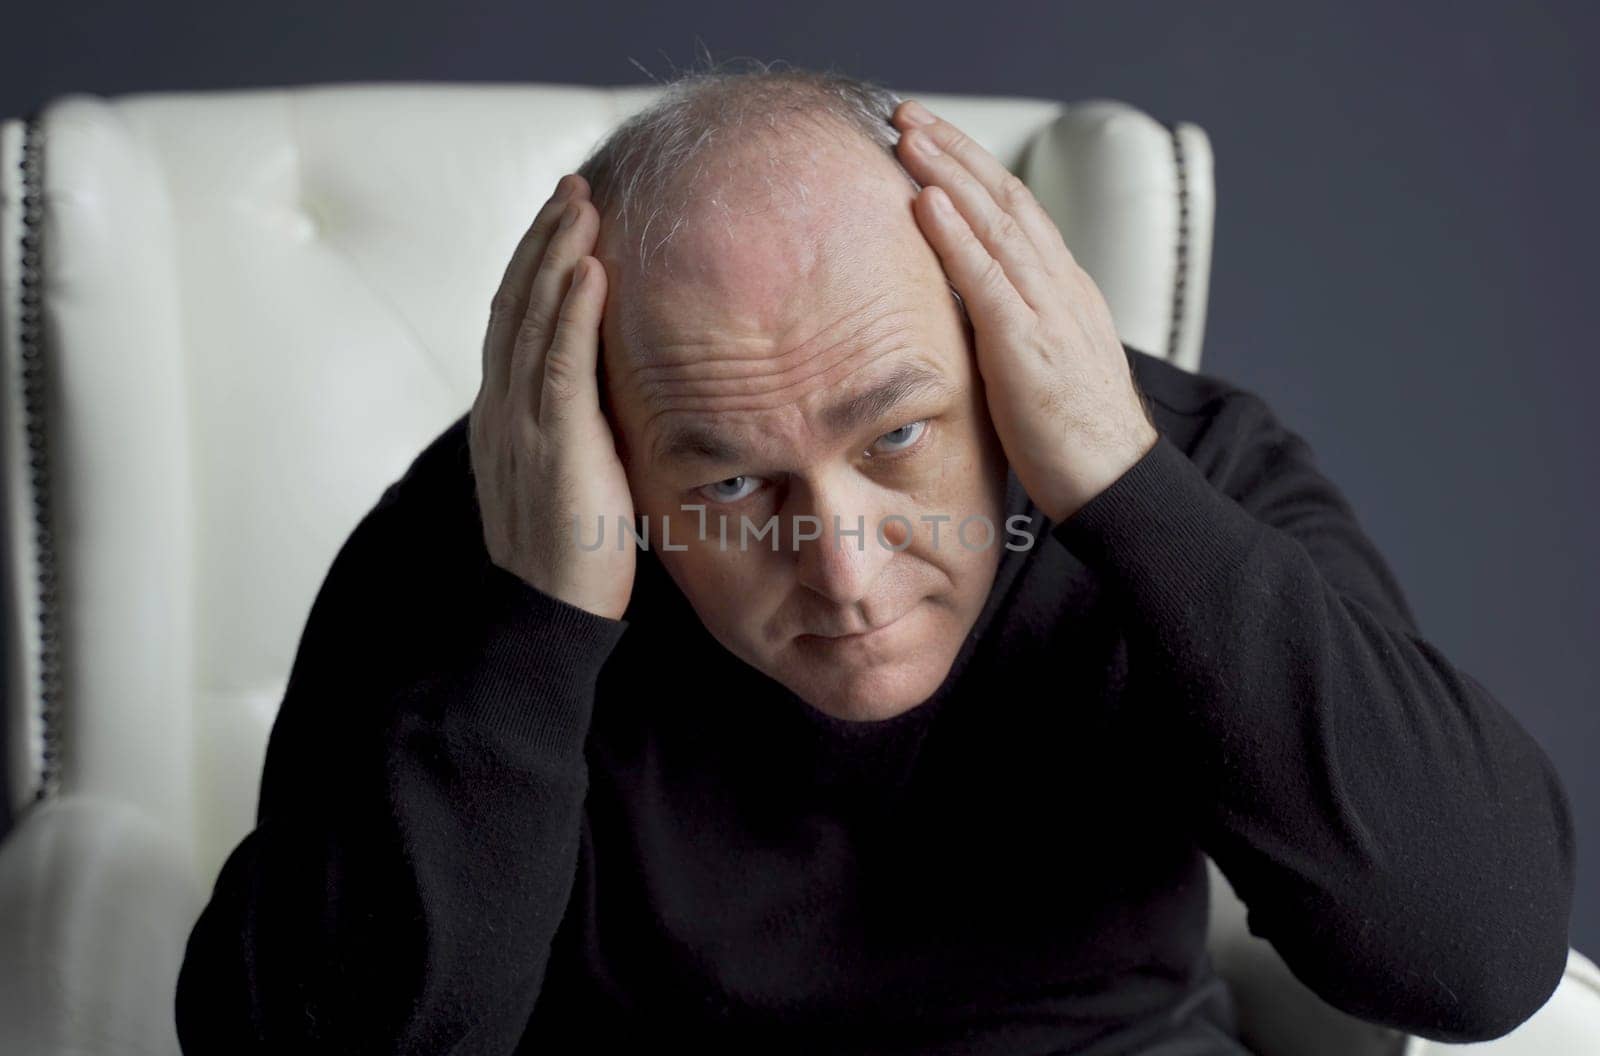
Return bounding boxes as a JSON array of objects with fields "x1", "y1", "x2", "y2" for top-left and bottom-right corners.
[
  {"x1": 542, "y1": 348, "x2": 581, "y2": 399},
  {"x1": 982, "y1": 207, "x2": 1022, "y2": 247},
  {"x1": 517, "y1": 302, "x2": 554, "y2": 349},
  {"x1": 540, "y1": 196, "x2": 571, "y2": 231},
  {"x1": 489, "y1": 287, "x2": 520, "y2": 320},
  {"x1": 978, "y1": 255, "x2": 1008, "y2": 294},
  {"x1": 544, "y1": 377, "x2": 580, "y2": 409},
  {"x1": 1003, "y1": 211, "x2": 1027, "y2": 247},
  {"x1": 998, "y1": 172, "x2": 1032, "y2": 211},
  {"x1": 552, "y1": 275, "x2": 591, "y2": 332}
]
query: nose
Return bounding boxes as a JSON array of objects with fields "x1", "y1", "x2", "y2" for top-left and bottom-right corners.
[{"x1": 786, "y1": 476, "x2": 898, "y2": 606}]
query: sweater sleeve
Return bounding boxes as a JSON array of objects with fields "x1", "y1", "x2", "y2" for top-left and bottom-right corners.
[
  {"x1": 174, "y1": 467, "x2": 628, "y2": 1055},
  {"x1": 1049, "y1": 390, "x2": 1577, "y2": 1044}
]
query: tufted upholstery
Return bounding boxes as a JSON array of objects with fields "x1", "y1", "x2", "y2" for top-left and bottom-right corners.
[{"x1": 0, "y1": 82, "x2": 1592, "y2": 1056}]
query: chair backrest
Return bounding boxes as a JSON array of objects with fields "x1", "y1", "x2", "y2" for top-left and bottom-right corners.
[{"x1": 1, "y1": 82, "x2": 1214, "y2": 881}]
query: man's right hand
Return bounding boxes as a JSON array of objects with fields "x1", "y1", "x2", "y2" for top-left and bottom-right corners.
[{"x1": 469, "y1": 173, "x2": 636, "y2": 622}]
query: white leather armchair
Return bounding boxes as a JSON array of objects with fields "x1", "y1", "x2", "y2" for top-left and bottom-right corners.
[{"x1": 0, "y1": 81, "x2": 1593, "y2": 1056}]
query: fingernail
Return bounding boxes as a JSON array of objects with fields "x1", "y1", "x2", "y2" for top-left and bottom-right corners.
[
  {"x1": 553, "y1": 174, "x2": 574, "y2": 200},
  {"x1": 902, "y1": 100, "x2": 937, "y2": 126},
  {"x1": 559, "y1": 202, "x2": 580, "y2": 230}
]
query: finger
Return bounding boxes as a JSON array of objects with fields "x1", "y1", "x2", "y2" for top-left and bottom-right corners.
[
  {"x1": 509, "y1": 196, "x2": 597, "y2": 418},
  {"x1": 538, "y1": 255, "x2": 608, "y2": 428},
  {"x1": 893, "y1": 102, "x2": 1074, "y2": 276},
  {"x1": 484, "y1": 173, "x2": 587, "y2": 399},
  {"x1": 914, "y1": 185, "x2": 1032, "y2": 334},
  {"x1": 896, "y1": 124, "x2": 1060, "y2": 314},
  {"x1": 509, "y1": 195, "x2": 598, "y2": 398},
  {"x1": 894, "y1": 100, "x2": 1068, "y2": 259}
]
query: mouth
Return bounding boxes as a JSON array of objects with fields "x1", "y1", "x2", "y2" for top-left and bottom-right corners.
[{"x1": 797, "y1": 606, "x2": 914, "y2": 646}]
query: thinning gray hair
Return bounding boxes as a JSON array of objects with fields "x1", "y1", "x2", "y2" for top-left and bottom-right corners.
[{"x1": 575, "y1": 60, "x2": 924, "y2": 276}]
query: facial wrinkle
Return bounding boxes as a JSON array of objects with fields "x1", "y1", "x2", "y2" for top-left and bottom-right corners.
[{"x1": 634, "y1": 305, "x2": 924, "y2": 443}]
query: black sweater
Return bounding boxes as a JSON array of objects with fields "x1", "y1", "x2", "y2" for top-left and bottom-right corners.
[{"x1": 174, "y1": 346, "x2": 1576, "y2": 1055}]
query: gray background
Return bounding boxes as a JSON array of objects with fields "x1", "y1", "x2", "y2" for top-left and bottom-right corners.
[{"x1": 2, "y1": 1, "x2": 1595, "y2": 957}]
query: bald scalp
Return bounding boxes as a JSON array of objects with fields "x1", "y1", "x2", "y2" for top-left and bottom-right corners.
[
  {"x1": 576, "y1": 66, "x2": 919, "y2": 277},
  {"x1": 598, "y1": 130, "x2": 921, "y2": 375}
]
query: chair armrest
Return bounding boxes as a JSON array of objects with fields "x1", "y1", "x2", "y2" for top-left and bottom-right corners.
[
  {"x1": 0, "y1": 795, "x2": 203, "y2": 1056},
  {"x1": 1399, "y1": 947, "x2": 1600, "y2": 1055}
]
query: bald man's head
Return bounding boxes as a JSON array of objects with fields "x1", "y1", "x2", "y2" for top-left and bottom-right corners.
[{"x1": 572, "y1": 66, "x2": 1009, "y2": 724}]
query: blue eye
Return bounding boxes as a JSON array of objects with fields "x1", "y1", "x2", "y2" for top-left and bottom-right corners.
[
  {"x1": 694, "y1": 421, "x2": 929, "y2": 504},
  {"x1": 870, "y1": 420, "x2": 927, "y2": 456},
  {"x1": 699, "y1": 475, "x2": 762, "y2": 504}
]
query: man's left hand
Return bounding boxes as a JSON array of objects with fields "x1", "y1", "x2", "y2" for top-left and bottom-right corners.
[{"x1": 892, "y1": 99, "x2": 1160, "y2": 524}]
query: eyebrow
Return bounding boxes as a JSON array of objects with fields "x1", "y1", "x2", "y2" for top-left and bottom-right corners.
[{"x1": 655, "y1": 361, "x2": 956, "y2": 467}]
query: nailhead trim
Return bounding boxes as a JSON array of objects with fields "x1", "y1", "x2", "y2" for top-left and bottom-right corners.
[
  {"x1": 16, "y1": 117, "x2": 63, "y2": 804},
  {"x1": 1167, "y1": 125, "x2": 1191, "y2": 364}
]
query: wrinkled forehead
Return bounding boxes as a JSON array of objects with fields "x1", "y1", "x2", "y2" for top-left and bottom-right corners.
[{"x1": 604, "y1": 218, "x2": 962, "y2": 432}]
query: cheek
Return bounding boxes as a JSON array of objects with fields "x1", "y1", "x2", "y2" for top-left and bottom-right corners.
[
  {"x1": 653, "y1": 523, "x2": 779, "y2": 618},
  {"x1": 892, "y1": 431, "x2": 1008, "y2": 564},
  {"x1": 910, "y1": 419, "x2": 1005, "y2": 512}
]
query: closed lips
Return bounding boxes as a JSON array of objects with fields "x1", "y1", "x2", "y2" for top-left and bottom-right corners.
[{"x1": 804, "y1": 609, "x2": 910, "y2": 640}]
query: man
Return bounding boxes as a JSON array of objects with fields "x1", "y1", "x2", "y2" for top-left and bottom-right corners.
[{"x1": 174, "y1": 68, "x2": 1576, "y2": 1055}]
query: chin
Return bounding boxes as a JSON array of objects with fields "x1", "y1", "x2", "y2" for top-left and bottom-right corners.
[{"x1": 785, "y1": 652, "x2": 954, "y2": 724}]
